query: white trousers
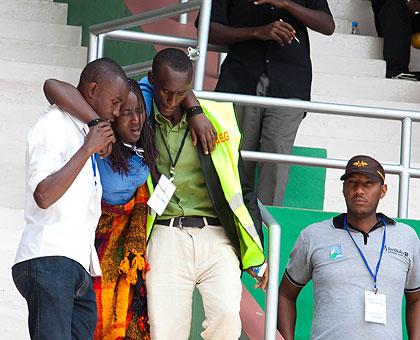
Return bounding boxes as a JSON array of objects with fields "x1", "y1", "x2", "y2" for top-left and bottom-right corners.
[{"x1": 146, "y1": 224, "x2": 242, "y2": 340}]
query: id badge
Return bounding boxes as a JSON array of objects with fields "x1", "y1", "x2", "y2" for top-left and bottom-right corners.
[
  {"x1": 365, "y1": 290, "x2": 386, "y2": 324},
  {"x1": 147, "y1": 174, "x2": 176, "y2": 216}
]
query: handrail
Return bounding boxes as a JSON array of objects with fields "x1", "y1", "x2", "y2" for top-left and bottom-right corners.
[{"x1": 258, "y1": 201, "x2": 281, "y2": 340}]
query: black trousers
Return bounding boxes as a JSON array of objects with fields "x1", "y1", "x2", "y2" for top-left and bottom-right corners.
[{"x1": 371, "y1": 0, "x2": 420, "y2": 77}]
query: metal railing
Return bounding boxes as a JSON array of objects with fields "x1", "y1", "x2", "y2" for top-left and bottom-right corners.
[{"x1": 87, "y1": 1, "x2": 420, "y2": 338}]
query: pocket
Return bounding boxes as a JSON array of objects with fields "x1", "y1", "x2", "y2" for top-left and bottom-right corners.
[{"x1": 75, "y1": 270, "x2": 90, "y2": 297}]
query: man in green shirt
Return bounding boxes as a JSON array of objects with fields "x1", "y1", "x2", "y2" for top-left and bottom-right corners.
[{"x1": 144, "y1": 48, "x2": 267, "y2": 340}]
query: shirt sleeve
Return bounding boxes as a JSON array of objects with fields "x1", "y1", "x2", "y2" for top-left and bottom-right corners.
[
  {"x1": 285, "y1": 231, "x2": 312, "y2": 287},
  {"x1": 405, "y1": 231, "x2": 420, "y2": 293},
  {"x1": 27, "y1": 122, "x2": 66, "y2": 194},
  {"x1": 138, "y1": 76, "x2": 154, "y2": 118},
  {"x1": 305, "y1": 0, "x2": 332, "y2": 16},
  {"x1": 209, "y1": 0, "x2": 230, "y2": 24}
]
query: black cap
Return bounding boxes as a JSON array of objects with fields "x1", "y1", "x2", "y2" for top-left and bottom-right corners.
[{"x1": 340, "y1": 155, "x2": 385, "y2": 184}]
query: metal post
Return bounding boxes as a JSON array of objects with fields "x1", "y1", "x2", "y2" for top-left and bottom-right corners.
[
  {"x1": 266, "y1": 225, "x2": 281, "y2": 338},
  {"x1": 88, "y1": 32, "x2": 98, "y2": 62},
  {"x1": 193, "y1": 0, "x2": 212, "y2": 90},
  {"x1": 398, "y1": 117, "x2": 412, "y2": 218},
  {"x1": 179, "y1": 0, "x2": 189, "y2": 24},
  {"x1": 257, "y1": 202, "x2": 281, "y2": 340},
  {"x1": 97, "y1": 34, "x2": 105, "y2": 59}
]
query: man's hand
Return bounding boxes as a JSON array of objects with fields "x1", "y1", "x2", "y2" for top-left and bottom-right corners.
[
  {"x1": 406, "y1": 0, "x2": 420, "y2": 13},
  {"x1": 188, "y1": 114, "x2": 216, "y2": 155},
  {"x1": 98, "y1": 143, "x2": 113, "y2": 159},
  {"x1": 254, "y1": 21, "x2": 295, "y2": 46},
  {"x1": 247, "y1": 264, "x2": 269, "y2": 291},
  {"x1": 85, "y1": 122, "x2": 116, "y2": 155}
]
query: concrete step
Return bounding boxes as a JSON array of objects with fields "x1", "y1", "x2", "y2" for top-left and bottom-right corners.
[
  {"x1": 0, "y1": 60, "x2": 81, "y2": 84},
  {"x1": 0, "y1": 0, "x2": 67, "y2": 25},
  {"x1": 0, "y1": 162, "x2": 25, "y2": 209},
  {"x1": 0, "y1": 79, "x2": 50, "y2": 106},
  {"x1": 0, "y1": 19, "x2": 81, "y2": 46},
  {"x1": 328, "y1": 0, "x2": 377, "y2": 36},
  {"x1": 312, "y1": 54, "x2": 385, "y2": 78},
  {"x1": 0, "y1": 38, "x2": 87, "y2": 68},
  {"x1": 0, "y1": 102, "x2": 46, "y2": 209},
  {"x1": 312, "y1": 73, "x2": 420, "y2": 103},
  {"x1": 310, "y1": 31, "x2": 382, "y2": 59}
]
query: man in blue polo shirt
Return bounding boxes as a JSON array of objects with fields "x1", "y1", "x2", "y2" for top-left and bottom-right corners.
[{"x1": 278, "y1": 155, "x2": 420, "y2": 339}]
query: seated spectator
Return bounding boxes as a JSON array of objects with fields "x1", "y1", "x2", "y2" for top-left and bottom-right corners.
[
  {"x1": 205, "y1": 0, "x2": 334, "y2": 206},
  {"x1": 371, "y1": 0, "x2": 420, "y2": 80}
]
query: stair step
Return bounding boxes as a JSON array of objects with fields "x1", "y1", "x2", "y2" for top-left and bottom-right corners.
[
  {"x1": 0, "y1": 19, "x2": 81, "y2": 46},
  {"x1": 0, "y1": 0, "x2": 67, "y2": 25},
  {"x1": 310, "y1": 31, "x2": 382, "y2": 59},
  {"x1": 328, "y1": 0, "x2": 377, "y2": 36},
  {"x1": 0, "y1": 162, "x2": 25, "y2": 209},
  {"x1": 0, "y1": 60, "x2": 81, "y2": 84},
  {"x1": 0, "y1": 79, "x2": 51, "y2": 106},
  {"x1": 0, "y1": 38, "x2": 87, "y2": 68},
  {"x1": 313, "y1": 73, "x2": 420, "y2": 102},
  {"x1": 312, "y1": 54, "x2": 385, "y2": 78}
]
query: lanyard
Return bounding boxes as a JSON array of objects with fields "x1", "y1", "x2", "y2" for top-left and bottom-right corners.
[
  {"x1": 158, "y1": 125, "x2": 189, "y2": 178},
  {"x1": 90, "y1": 155, "x2": 97, "y2": 187},
  {"x1": 344, "y1": 215, "x2": 386, "y2": 293}
]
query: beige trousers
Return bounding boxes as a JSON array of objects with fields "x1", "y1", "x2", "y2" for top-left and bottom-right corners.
[{"x1": 146, "y1": 223, "x2": 242, "y2": 340}]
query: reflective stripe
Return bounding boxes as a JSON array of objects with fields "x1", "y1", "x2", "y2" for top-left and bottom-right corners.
[{"x1": 229, "y1": 193, "x2": 244, "y2": 212}]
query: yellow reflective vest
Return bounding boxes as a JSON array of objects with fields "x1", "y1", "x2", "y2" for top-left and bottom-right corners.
[{"x1": 146, "y1": 99, "x2": 265, "y2": 270}]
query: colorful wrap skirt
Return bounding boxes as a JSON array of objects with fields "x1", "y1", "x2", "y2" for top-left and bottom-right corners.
[{"x1": 93, "y1": 184, "x2": 150, "y2": 340}]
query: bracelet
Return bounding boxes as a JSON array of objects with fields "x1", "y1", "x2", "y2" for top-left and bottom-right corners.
[
  {"x1": 186, "y1": 105, "x2": 203, "y2": 118},
  {"x1": 87, "y1": 118, "x2": 105, "y2": 128}
]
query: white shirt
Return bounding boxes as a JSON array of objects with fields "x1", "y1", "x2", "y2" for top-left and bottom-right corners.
[{"x1": 15, "y1": 105, "x2": 103, "y2": 276}]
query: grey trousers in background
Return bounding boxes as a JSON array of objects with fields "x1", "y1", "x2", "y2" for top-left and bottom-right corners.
[{"x1": 236, "y1": 73, "x2": 304, "y2": 206}]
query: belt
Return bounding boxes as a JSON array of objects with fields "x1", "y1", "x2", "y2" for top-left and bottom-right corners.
[{"x1": 157, "y1": 216, "x2": 220, "y2": 228}]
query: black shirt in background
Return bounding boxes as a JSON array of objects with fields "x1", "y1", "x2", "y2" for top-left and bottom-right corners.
[{"x1": 208, "y1": 0, "x2": 332, "y2": 100}]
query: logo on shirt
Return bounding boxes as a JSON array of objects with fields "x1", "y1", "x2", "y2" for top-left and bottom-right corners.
[
  {"x1": 384, "y1": 245, "x2": 408, "y2": 258},
  {"x1": 215, "y1": 131, "x2": 229, "y2": 145},
  {"x1": 329, "y1": 244, "x2": 343, "y2": 259}
]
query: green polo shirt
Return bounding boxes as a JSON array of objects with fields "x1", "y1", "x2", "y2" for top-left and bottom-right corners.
[{"x1": 153, "y1": 102, "x2": 216, "y2": 220}]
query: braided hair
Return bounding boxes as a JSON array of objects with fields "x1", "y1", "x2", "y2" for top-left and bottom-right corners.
[{"x1": 108, "y1": 78, "x2": 158, "y2": 180}]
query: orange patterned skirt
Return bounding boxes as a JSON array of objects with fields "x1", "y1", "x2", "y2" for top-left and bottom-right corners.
[{"x1": 93, "y1": 184, "x2": 150, "y2": 340}]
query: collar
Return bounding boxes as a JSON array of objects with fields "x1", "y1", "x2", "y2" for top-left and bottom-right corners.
[
  {"x1": 333, "y1": 213, "x2": 395, "y2": 233},
  {"x1": 63, "y1": 107, "x2": 89, "y2": 135},
  {"x1": 153, "y1": 101, "x2": 187, "y2": 128}
]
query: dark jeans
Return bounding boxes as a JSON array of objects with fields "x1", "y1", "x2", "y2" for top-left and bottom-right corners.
[
  {"x1": 371, "y1": 0, "x2": 420, "y2": 77},
  {"x1": 12, "y1": 256, "x2": 97, "y2": 340}
]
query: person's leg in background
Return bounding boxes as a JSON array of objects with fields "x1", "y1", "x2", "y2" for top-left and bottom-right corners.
[
  {"x1": 374, "y1": 0, "x2": 412, "y2": 77},
  {"x1": 235, "y1": 74, "x2": 266, "y2": 190},
  {"x1": 258, "y1": 105, "x2": 304, "y2": 206}
]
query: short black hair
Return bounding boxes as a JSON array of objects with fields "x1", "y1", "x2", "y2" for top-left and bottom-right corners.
[
  {"x1": 78, "y1": 57, "x2": 127, "y2": 89},
  {"x1": 152, "y1": 48, "x2": 192, "y2": 76}
]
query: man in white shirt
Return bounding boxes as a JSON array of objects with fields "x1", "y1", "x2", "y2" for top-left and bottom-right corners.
[{"x1": 12, "y1": 58, "x2": 129, "y2": 340}]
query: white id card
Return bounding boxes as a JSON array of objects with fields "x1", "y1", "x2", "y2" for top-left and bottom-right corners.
[
  {"x1": 147, "y1": 174, "x2": 176, "y2": 216},
  {"x1": 365, "y1": 290, "x2": 386, "y2": 324}
]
